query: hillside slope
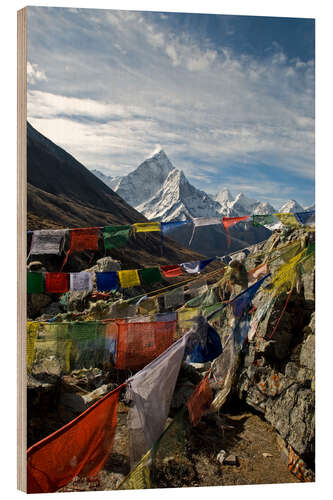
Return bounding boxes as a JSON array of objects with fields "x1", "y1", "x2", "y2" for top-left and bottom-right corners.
[{"x1": 27, "y1": 123, "x2": 204, "y2": 267}]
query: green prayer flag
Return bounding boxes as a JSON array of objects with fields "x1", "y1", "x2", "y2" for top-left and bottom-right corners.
[
  {"x1": 103, "y1": 225, "x2": 131, "y2": 249},
  {"x1": 69, "y1": 322, "x2": 107, "y2": 370},
  {"x1": 139, "y1": 267, "x2": 162, "y2": 286},
  {"x1": 27, "y1": 272, "x2": 44, "y2": 294},
  {"x1": 252, "y1": 214, "x2": 275, "y2": 227}
]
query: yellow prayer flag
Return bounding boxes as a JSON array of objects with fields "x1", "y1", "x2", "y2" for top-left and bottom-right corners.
[
  {"x1": 138, "y1": 297, "x2": 159, "y2": 316},
  {"x1": 118, "y1": 269, "x2": 141, "y2": 288},
  {"x1": 133, "y1": 222, "x2": 161, "y2": 233},
  {"x1": 177, "y1": 307, "x2": 200, "y2": 329},
  {"x1": 27, "y1": 322, "x2": 39, "y2": 370},
  {"x1": 118, "y1": 450, "x2": 151, "y2": 490},
  {"x1": 274, "y1": 213, "x2": 299, "y2": 228}
]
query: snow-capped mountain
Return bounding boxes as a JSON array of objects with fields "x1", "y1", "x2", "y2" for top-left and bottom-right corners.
[
  {"x1": 214, "y1": 189, "x2": 276, "y2": 217},
  {"x1": 279, "y1": 200, "x2": 304, "y2": 213},
  {"x1": 215, "y1": 188, "x2": 234, "y2": 205},
  {"x1": 137, "y1": 168, "x2": 221, "y2": 221},
  {"x1": 113, "y1": 150, "x2": 173, "y2": 208},
  {"x1": 92, "y1": 151, "x2": 311, "y2": 228}
]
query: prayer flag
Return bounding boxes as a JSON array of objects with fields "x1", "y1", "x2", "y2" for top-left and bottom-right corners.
[
  {"x1": 103, "y1": 225, "x2": 131, "y2": 250},
  {"x1": 61, "y1": 227, "x2": 99, "y2": 270},
  {"x1": 155, "y1": 312, "x2": 177, "y2": 322},
  {"x1": 247, "y1": 262, "x2": 269, "y2": 286},
  {"x1": 45, "y1": 272, "x2": 69, "y2": 294},
  {"x1": 118, "y1": 269, "x2": 141, "y2": 288},
  {"x1": 68, "y1": 227, "x2": 100, "y2": 252},
  {"x1": 70, "y1": 271, "x2": 93, "y2": 292},
  {"x1": 161, "y1": 220, "x2": 189, "y2": 233},
  {"x1": 222, "y1": 216, "x2": 250, "y2": 247},
  {"x1": 29, "y1": 229, "x2": 67, "y2": 256},
  {"x1": 33, "y1": 323, "x2": 72, "y2": 373},
  {"x1": 138, "y1": 297, "x2": 159, "y2": 316},
  {"x1": 160, "y1": 264, "x2": 183, "y2": 278},
  {"x1": 109, "y1": 300, "x2": 137, "y2": 319},
  {"x1": 187, "y1": 374, "x2": 213, "y2": 426},
  {"x1": 274, "y1": 213, "x2": 299, "y2": 227},
  {"x1": 181, "y1": 261, "x2": 201, "y2": 274},
  {"x1": 252, "y1": 214, "x2": 275, "y2": 227},
  {"x1": 27, "y1": 272, "x2": 44, "y2": 294},
  {"x1": 186, "y1": 323, "x2": 222, "y2": 363},
  {"x1": 126, "y1": 333, "x2": 189, "y2": 465},
  {"x1": 294, "y1": 210, "x2": 315, "y2": 226},
  {"x1": 27, "y1": 384, "x2": 125, "y2": 493},
  {"x1": 199, "y1": 258, "x2": 215, "y2": 271},
  {"x1": 118, "y1": 450, "x2": 152, "y2": 489},
  {"x1": 69, "y1": 322, "x2": 107, "y2": 370},
  {"x1": 96, "y1": 271, "x2": 118, "y2": 291},
  {"x1": 210, "y1": 335, "x2": 236, "y2": 411},
  {"x1": 133, "y1": 222, "x2": 161, "y2": 233},
  {"x1": 115, "y1": 319, "x2": 176, "y2": 370},
  {"x1": 164, "y1": 286, "x2": 184, "y2": 309},
  {"x1": 177, "y1": 307, "x2": 200, "y2": 330},
  {"x1": 232, "y1": 274, "x2": 270, "y2": 319},
  {"x1": 27, "y1": 322, "x2": 39, "y2": 371},
  {"x1": 103, "y1": 320, "x2": 118, "y2": 364},
  {"x1": 193, "y1": 217, "x2": 221, "y2": 227},
  {"x1": 139, "y1": 267, "x2": 162, "y2": 286}
]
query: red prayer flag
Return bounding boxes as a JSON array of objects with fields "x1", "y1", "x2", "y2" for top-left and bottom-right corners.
[
  {"x1": 187, "y1": 374, "x2": 213, "y2": 426},
  {"x1": 27, "y1": 383, "x2": 125, "y2": 493},
  {"x1": 69, "y1": 227, "x2": 100, "y2": 252},
  {"x1": 61, "y1": 227, "x2": 100, "y2": 270},
  {"x1": 45, "y1": 272, "x2": 69, "y2": 293},
  {"x1": 115, "y1": 319, "x2": 176, "y2": 370},
  {"x1": 222, "y1": 216, "x2": 249, "y2": 247},
  {"x1": 160, "y1": 264, "x2": 183, "y2": 278}
]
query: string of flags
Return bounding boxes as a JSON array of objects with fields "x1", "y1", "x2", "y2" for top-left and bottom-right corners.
[
  {"x1": 27, "y1": 258, "x2": 216, "y2": 294},
  {"x1": 27, "y1": 210, "x2": 315, "y2": 262}
]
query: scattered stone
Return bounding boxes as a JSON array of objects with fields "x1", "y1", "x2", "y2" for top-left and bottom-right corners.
[
  {"x1": 224, "y1": 454, "x2": 238, "y2": 466},
  {"x1": 216, "y1": 450, "x2": 227, "y2": 464},
  {"x1": 263, "y1": 452, "x2": 273, "y2": 458}
]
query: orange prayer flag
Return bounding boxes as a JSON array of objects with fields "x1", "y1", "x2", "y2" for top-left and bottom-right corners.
[
  {"x1": 27, "y1": 383, "x2": 125, "y2": 493},
  {"x1": 187, "y1": 374, "x2": 213, "y2": 426}
]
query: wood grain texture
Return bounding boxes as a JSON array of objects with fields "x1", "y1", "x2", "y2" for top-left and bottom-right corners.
[{"x1": 17, "y1": 7, "x2": 27, "y2": 492}]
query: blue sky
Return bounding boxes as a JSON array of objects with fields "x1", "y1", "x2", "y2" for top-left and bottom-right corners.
[{"x1": 27, "y1": 7, "x2": 315, "y2": 208}]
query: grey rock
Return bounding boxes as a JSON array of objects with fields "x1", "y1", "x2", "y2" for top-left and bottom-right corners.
[
  {"x1": 300, "y1": 334, "x2": 315, "y2": 371},
  {"x1": 96, "y1": 257, "x2": 121, "y2": 272}
]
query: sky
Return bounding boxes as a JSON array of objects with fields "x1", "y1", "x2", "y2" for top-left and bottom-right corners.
[{"x1": 27, "y1": 7, "x2": 315, "y2": 209}]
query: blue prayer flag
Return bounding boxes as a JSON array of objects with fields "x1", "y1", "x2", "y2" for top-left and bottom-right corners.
[
  {"x1": 199, "y1": 258, "x2": 215, "y2": 271},
  {"x1": 231, "y1": 274, "x2": 270, "y2": 319},
  {"x1": 161, "y1": 220, "x2": 190, "y2": 234},
  {"x1": 95, "y1": 272, "x2": 118, "y2": 292},
  {"x1": 294, "y1": 210, "x2": 315, "y2": 226}
]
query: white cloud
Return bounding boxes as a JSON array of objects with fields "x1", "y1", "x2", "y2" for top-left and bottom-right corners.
[
  {"x1": 27, "y1": 8, "x2": 314, "y2": 204},
  {"x1": 27, "y1": 62, "x2": 47, "y2": 85}
]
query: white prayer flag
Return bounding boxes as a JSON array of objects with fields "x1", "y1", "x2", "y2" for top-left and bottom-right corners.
[
  {"x1": 69, "y1": 272, "x2": 93, "y2": 292},
  {"x1": 193, "y1": 217, "x2": 221, "y2": 227},
  {"x1": 29, "y1": 229, "x2": 67, "y2": 256},
  {"x1": 127, "y1": 333, "x2": 189, "y2": 466}
]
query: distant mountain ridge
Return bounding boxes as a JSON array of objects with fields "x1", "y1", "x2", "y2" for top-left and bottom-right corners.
[{"x1": 92, "y1": 150, "x2": 310, "y2": 220}]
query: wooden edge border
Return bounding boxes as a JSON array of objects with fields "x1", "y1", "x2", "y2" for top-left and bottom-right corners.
[{"x1": 17, "y1": 6, "x2": 27, "y2": 493}]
